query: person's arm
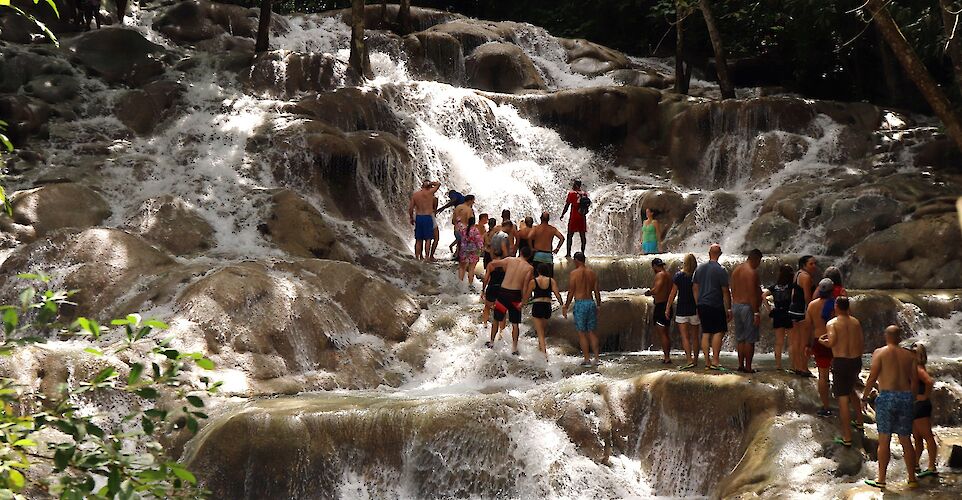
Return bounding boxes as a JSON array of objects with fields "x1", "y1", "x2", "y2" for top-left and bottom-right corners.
[
  {"x1": 921, "y1": 368, "x2": 934, "y2": 399},
  {"x1": 655, "y1": 220, "x2": 662, "y2": 244},
  {"x1": 408, "y1": 196, "x2": 416, "y2": 225},
  {"x1": 523, "y1": 278, "x2": 534, "y2": 306},
  {"x1": 481, "y1": 264, "x2": 490, "y2": 298},
  {"x1": 428, "y1": 181, "x2": 441, "y2": 193},
  {"x1": 551, "y1": 278, "x2": 564, "y2": 312},
  {"x1": 436, "y1": 199, "x2": 456, "y2": 214},
  {"x1": 553, "y1": 228, "x2": 565, "y2": 254},
  {"x1": 820, "y1": 321, "x2": 836, "y2": 347},
  {"x1": 862, "y1": 352, "x2": 881, "y2": 400},
  {"x1": 752, "y1": 271, "x2": 762, "y2": 326},
  {"x1": 593, "y1": 274, "x2": 602, "y2": 308},
  {"x1": 666, "y1": 283, "x2": 678, "y2": 320},
  {"x1": 564, "y1": 274, "x2": 576, "y2": 314},
  {"x1": 910, "y1": 353, "x2": 919, "y2": 398},
  {"x1": 723, "y1": 286, "x2": 732, "y2": 321},
  {"x1": 692, "y1": 283, "x2": 700, "y2": 306},
  {"x1": 561, "y1": 201, "x2": 571, "y2": 218},
  {"x1": 801, "y1": 273, "x2": 813, "y2": 305}
]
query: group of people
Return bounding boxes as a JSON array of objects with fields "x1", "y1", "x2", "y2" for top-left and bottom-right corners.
[{"x1": 649, "y1": 245, "x2": 938, "y2": 490}]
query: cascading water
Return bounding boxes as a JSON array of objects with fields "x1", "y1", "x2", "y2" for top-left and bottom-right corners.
[{"x1": 3, "y1": 2, "x2": 962, "y2": 499}]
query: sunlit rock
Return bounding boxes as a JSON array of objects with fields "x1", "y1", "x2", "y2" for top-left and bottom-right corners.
[
  {"x1": 0, "y1": 182, "x2": 111, "y2": 242},
  {"x1": 125, "y1": 195, "x2": 214, "y2": 256},
  {"x1": 465, "y1": 42, "x2": 546, "y2": 94}
]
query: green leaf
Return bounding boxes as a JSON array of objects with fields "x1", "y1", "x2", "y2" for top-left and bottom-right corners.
[
  {"x1": 127, "y1": 363, "x2": 143, "y2": 385},
  {"x1": 92, "y1": 367, "x2": 116, "y2": 384},
  {"x1": 145, "y1": 409, "x2": 167, "y2": 419},
  {"x1": 195, "y1": 357, "x2": 215, "y2": 370},
  {"x1": 168, "y1": 465, "x2": 197, "y2": 485},
  {"x1": 134, "y1": 387, "x2": 158, "y2": 400},
  {"x1": 7, "y1": 468, "x2": 24, "y2": 490},
  {"x1": 83, "y1": 347, "x2": 103, "y2": 356},
  {"x1": 53, "y1": 446, "x2": 74, "y2": 471},
  {"x1": 141, "y1": 416, "x2": 155, "y2": 435},
  {"x1": 142, "y1": 319, "x2": 168, "y2": 330},
  {"x1": 186, "y1": 395, "x2": 203, "y2": 408},
  {"x1": 2, "y1": 308, "x2": 17, "y2": 336},
  {"x1": 186, "y1": 416, "x2": 198, "y2": 433},
  {"x1": 161, "y1": 349, "x2": 180, "y2": 360},
  {"x1": 12, "y1": 438, "x2": 35, "y2": 447},
  {"x1": 42, "y1": 0, "x2": 59, "y2": 19}
]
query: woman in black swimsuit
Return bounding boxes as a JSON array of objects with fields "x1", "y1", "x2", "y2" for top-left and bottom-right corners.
[
  {"x1": 912, "y1": 344, "x2": 938, "y2": 478},
  {"x1": 524, "y1": 263, "x2": 564, "y2": 361}
]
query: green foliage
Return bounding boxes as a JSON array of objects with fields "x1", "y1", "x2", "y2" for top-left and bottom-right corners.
[
  {"x1": 0, "y1": 0, "x2": 60, "y2": 46},
  {"x1": 0, "y1": 276, "x2": 216, "y2": 499}
]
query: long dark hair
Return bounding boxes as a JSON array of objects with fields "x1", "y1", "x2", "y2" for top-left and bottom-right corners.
[
  {"x1": 777, "y1": 264, "x2": 793, "y2": 286},
  {"x1": 798, "y1": 255, "x2": 814, "y2": 270}
]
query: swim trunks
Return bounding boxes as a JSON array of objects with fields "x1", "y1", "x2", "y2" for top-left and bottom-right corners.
[
  {"x1": 642, "y1": 241, "x2": 657, "y2": 254},
  {"x1": 697, "y1": 304, "x2": 727, "y2": 334},
  {"x1": 914, "y1": 400, "x2": 932, "y2": 420},
  {"x1": 733, "y1": 303, "x2": 759, "y2": 343},
  {"x1": 414, "y1": 214, "x2": 433, "y2": 240},
  {"x1": 573, "y1": 299, "x2": 597, "y2": 332},
  {"x1": 653, "y1": 301, "x2": 670, "y2": 327},
  {"x1": 771, "y1": 309, "x2": 793, "y2": 330},
  {"x1": 812, "y1": 341, "x2": 833, "y2": 368},
  {"x1": 831, "y1": 357, "x2": 862, "y2": 398},
  {"x1": 533, "y1": 251, "x2": 554, "y2": 277},
  {"x1": 532, "y1": 302, "x2": 551, "y2": 319},
  {"x1": 875, "y1": 390, "x2": 914, "y2": 436},
  {"x1": 494, "y1": 288, "x2": 523, "y2": 324}
]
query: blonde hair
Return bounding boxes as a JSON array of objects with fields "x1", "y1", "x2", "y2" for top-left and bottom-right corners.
[
  {"x1": 915, "y1": 343, "x2": 928, "y2": 367},
  {"x1": 683, "y1": 253, "x2": 697, "y2": 276}
]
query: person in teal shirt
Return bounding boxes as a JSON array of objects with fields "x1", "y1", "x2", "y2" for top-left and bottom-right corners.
[{"x1": 641, "y1": 208, "x2": 661, "y2": 254}]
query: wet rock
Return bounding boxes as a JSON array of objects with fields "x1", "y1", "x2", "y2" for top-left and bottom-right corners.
[
  {"x1": 152, "y1": 0, "x2": 278, "y2": 43},
  {"x1": 0, "y1": 11, "x2": 39, "y2": 44},
  {"x1": 125, "y1": 195, "x2": 214, "y2": 255},
  {"x1": 949, "y1": 444, "x2": 962, "y2": 468},
  {"x1": 913, "y1": 137, "x2": 962, "y2": 172},
  {"x1": 259, "y1": 189, "x2": 348, "y2": 260},
  {"x1": 113, "y1": 80, "x2": 185, "y2": 135},
  {"x1": 608, "y1": 68, "x2": 669, "y2": 89},
  {"x1": 558, "y1": 38, "x2": 630, "y2": 75},
  {"x1": 824, "y1": 194, "x2": 902, "y2": 255},
  {"x1": 464, "y1": 42, "x2": 545, "y2": 93},
  {"x1": 744, "y1": 212, "x2": 798, "y2": 254},
  {"x1": 663, "y1": 191, "x2": 740, "y2": 249},
  {"x1": 339, "y1": 4, "x2": 460, "y2": 33},
  {"x1": 64, "y1": 27, "x2": 167, "y2": 86},
  {"x1": 194, "y1": 35, "x2": 255, "y2": 72},
  {"x1": 547, "y1": 294, "x2": 652, "y2": 352},
  {"x1": 283, "y1": 88, "x2": 400, "y2": 135},
  {"x1": 850, "y1": 214, "x2": 962, "y2": 288},
  {"x1": 0, "y1": 182, "x2": 110, "y2": 242},
  {"x1": 0, "y1": 94, "x2": 51, "y2": 144},
  {"x1": 748, "y1": 132, "x2": 809, "y2": 179},
  {"x1": 22, "y1": 74, "x2": 80, "y2": 104},
  {"x1": 242, "y1": 50, "x2": 338, "y2": 97},
  {"x1": 0, "y1": 228, "x2": 176, "y2": 317},
  {"x1": 849, "y1": 293, "x2": 914, "y2": 350},
  {"x1": 404, "y1": 31, "x2": 465, "y2": 83},
  {"x1": 425, "y1": 20, "x2": 507, "y2": 54},
  {"x1": 760, "y1": 181, "x2": 819, "y2": 224}
]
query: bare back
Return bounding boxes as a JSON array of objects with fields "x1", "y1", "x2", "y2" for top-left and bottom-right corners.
[
  {"x1": 652, "y1": 269, "x2": 670, "y2": 302},
  {"x1": 873, "y1": 345, "x2": 916, "y2": 392},
  {"x1": 569, "y1": 266, "x2": 598, "y2": 300},
  {"x1": 807, "y1": 298, "x2": 828, "y2": 342},
  {"x1": 827, "y1": 314, "x2": 863, "y2": 358},
  {"x1": 453, "y1": 204, "x2": 474, "y2": 226},
  {"x1": 411, "y1": 189, "x2": 436, "y2": 215},
  {"x1": 497, "y1": 256, "x2": 533, "y2": 290},
  {"x1": 530, "y1": 223, "x2": 562, "y2": 251},
  {"x1": 731, "y1": 262, "x2": 761, "y2": 307}
]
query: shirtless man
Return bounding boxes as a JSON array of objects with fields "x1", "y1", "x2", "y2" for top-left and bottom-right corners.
[
  {"x1": 430, "y1": 197, "x2": 440, "y2": 260},
  {"x1": 529, "y1": 212, "x2": 565, "y2": 278},
  {"x1": 649, "y1": 258, "x2": 672, "y2": 364},
  {"x1": 563, "y1": 252, "x2": 601, "y2": 367},
  {"x1": 450, "y1": 195, "x2": 476, "y2": 258},
  {"x1": 408, "y1": 180, "x2": 440, "y2": 260},
  {"x1": 863, "y1": 325, "x2": 918, "y2": 490},
  {"x1": 501, "y1": 209, "x2": 516, "y2": 255},
  {"x1": 819, "y1": 297, "x2": 865, "y2": 447},
  {"x1": 731, "y1": 249, "x2": 763, "y2": 373},
  {"x1": 486, "y1": 246, "x2": 534, "y2": 355},
  {"x1": 807, "y1": 278, "x2": 835, "y2": 417}
]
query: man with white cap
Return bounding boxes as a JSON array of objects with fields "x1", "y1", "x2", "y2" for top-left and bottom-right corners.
[{"x1": 807, "y1": 277, "x2": 837, "y2": 417}]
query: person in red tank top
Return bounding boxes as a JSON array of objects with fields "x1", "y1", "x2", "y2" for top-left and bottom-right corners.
[{"x1": 561, "y1": 179, "x2": 588, "y2": 258}]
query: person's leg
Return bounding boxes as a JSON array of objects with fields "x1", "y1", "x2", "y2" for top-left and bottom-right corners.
[
  {"x1": 701, "y1": 333, "x2": 711, "y2": 368},
  {"x1": 415, "y1": 240, "x2": 424, "y2": 260},
  {"x1": 746, "y1": 342, "x2": 755, "y2": 371},
  {"x1": 737, "y1": 342, "x2": 746, "y2": 370},
  {"x1": 691, "y1": 325, "x2": 700, "y2": 366},
  {"x1": 898, "y1": 434, "x2": 917, "y2": 483},
  {"x1": 818, "y1": 366, "x2": 831, "y2": 410},
  {"x1": 458, "y1": 261, "x2": 466, "y2": 281},
  {"x1": 482, "y1": 301, "x2": 490, "y2": 325},
  {"x1": 589, "y1": 331, "x2": 599, "y2": 364},
  {"x1": 430, "y1": 227, "x2": 439, "y2": 260},
  {"x1": 711, "y1": 333, "x2": 722, "y2": 366},
  {"x1": 913, "y1": 420, "x2": 924, "y2": 468},
  {"x1": 838, "y1": 395, "x2": 852, "y2": 443},
  {"x1": 489, "y1": 317, "x2": 498, "y2": 344},
  {"x1": 851, "y1": 390, "x2": 864, "y2": 426},
  {"x1": 578, "y1": 332, "x2": 590, "y2": 363},
  {"x1": 877, "y1": 434, "x2": 891, "y2": 484},
  {"x1": 678, "y1": 323, "x2": 692, "y2": 365},
  {"x1": 511, "y1": 323, "x2": 520, "y2": 353},
  {"x1": 534, "y1": 318, "x2": 547, "y2": 358},
  {"x1": 566, "y1": 231, "x2": 573, "y2": 257},
  {"x1": 774, "y1": 328, "x2": 785, "y2": 370},
  {"x1": 579, "y1": 232, "x2": 586, "y2": 254},
  {"x1": 922, "y1": 420, "x2": 937, "y2": 471},
  {"x1": 658, "y1": 325, "x2": 670, "y2": 362},
  {"x1": 467, "y1": 264, "x2": 476, "y2": 285}
]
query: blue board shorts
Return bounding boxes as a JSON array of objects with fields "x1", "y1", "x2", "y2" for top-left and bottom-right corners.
[
  {"x1": 573, "y1": 299, "x2": 597, "y2": 332},
  {"x1": 414, "y1": 215, "x2": 433, "y2": 240},
  {"x1": 642, "y1": 241, "x2": 657, "y2": 254},
  {"x1": 876, "y1": 391, "x2": 914, "y2": 436}
]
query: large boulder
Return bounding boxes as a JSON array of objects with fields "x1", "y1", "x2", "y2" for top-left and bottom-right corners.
[
  {"x1": 339, "y1": 4, "x2": 460, "y2": 33},
  {"x1": 424, "y1": 20, "x2": 508, "y2": 54},
  {"x1": 823, "y1": 194, "x2": 902, "y2": 255},
  {"x1": 0, "y1": 94, "x2": 51, "y2": 144},
  {"x1": 850, "y1": 214, "x2": 962, "y2": 288},
  {"x1": 744, "y1": 212, "x2": 798, "y2": 254},
  {"x1": 0, "y1": 183, "x2": 111, "y2": 242},
  {"x1": 558, "y1": 38, "x2": 631, "y2": 76},
  {"x1": 22, "y1": 73, "x2": 81, "y2": 104},
  {"x1": 464, "y1": 42, "x2": 545, "y2": 93},
  {"x1": 113, "y1": 80, "x2": 185, "y2": 135},
  {"x1": 0, "y1": 228, "x2": 175, "y2": 317},
  {"x1": 193, "y1": 35, "x2": 255, "y2": 72},
  {"x1": 152, "y1": 0, "x2": 276, "y2": 43},
  {"x1": 64, "y1": 28, "x2": 167, "y2": 86},
  {"x1": 403, "y1": 31, "x2": 465, "y2": 83},
  {"x1": 283, "y1": 88, "x2": 401, "y2": 135},
  {"x1": 125, "y1": 195, "x2": 214, "y2": 255},
  {"x1": 258, "y1": 189, "x2": 348, "y2": 260},
  {"x1": 242, "y1": 51, "x2": 338, "y2": 97}
]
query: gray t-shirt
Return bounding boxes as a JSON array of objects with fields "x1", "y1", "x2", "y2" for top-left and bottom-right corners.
[
  {"x1": 489, "y1": 232, "x2": 509, "y2": 257},
  {"x1": 692, "y1": 260, "x2": 729, "y2": 309}
]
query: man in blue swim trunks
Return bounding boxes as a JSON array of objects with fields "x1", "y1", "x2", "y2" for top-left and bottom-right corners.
[
  {"x1": 863, "y1": 325, "x2": 919, "y2": 490},
  {"x1": 408, "y1": 180, "x2": 440, "y2": 260},
  {"x1": 563, "y1": 252, "x2": 601, "y2": 367}
]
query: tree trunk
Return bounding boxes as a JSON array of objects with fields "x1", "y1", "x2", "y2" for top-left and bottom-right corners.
[
  {"x1": 674, "y1": 1, "x2": 691, "y2": 94},
  {"x1": 698, "y1": 0, "x2": 735, "y2": 99},
  {"x1": 349, "y1": 0, "x2": 372, "y2": 82},
  {"x1": 116, "y1": 0, "x2": 128, "y2": 24},
  {"x1": 938, "y1": 0, "x2": 962, "y2": 92},
  {"x1": 398, "y1": 0, "x2": 413, "y2": 35},
  {"x1": 869, "y1": 0, "x2": 962, "y2": 152},
  {"x1": 255, "y1": 0, "x2": 272, "y2": 53}
]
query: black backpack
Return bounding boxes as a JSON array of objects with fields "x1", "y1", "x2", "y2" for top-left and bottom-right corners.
[{"x1": 577, "y1": 192, "x2": 591, "y2": 215}]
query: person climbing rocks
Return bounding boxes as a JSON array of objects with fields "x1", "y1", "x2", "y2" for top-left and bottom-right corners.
[
  {"x1": 528, "y1": 211, "x2": 565, "y2": 278},
  {"x1": 667, "y1": 253, "x2": 700, "y2": 370},
  {"x1": 563, "y1": 252, "x2": 601, "y2": 367},
  {"x1": 648, "y1": 257, "x2": 672, "y2": 364},
  {"x1": 693, "y1": 244, "x2": 731, "y2": 371},
  {"x1": 435, "y1": 189, "x2": 465, "y2": 257},
  {"x1": 863, "y1": 325, "x2": 919, "y2": 490},
  {"x1": 457, "y1": 216, "x2": 483, "y2": 285},
  {"x1": 561, "y1": 180, "x2": 589, "y2": 258},
  {"x1": 818, "y1": 296, "x2": 865, "y2": 448},
  {"x1": 516, "y1": 216, "x2": 533, "y2": 262},
  {"x1": 78, "y1": 0, "x2": 103, "y2": 31},
  {"x1": 789, "y1": 255, "x2": 818, "y2": 377},
  {"x1": 480, "y1": 242, "x2": 506, "y2": 329},
  {"x1": 640, "y1": 207, "x2": 661, "y2": 254},
  {"x1": 764, "y1": 264, "x2": 795, "y2": 371},
  {"x1": 450, "y1": 194, "x2": 475, "y2": 260},
  {"x1": 523, "y1": 263, "x2": 564, "y2": 361},
  {"x1": 500, "y1": 209, "x2": 516, "y2": 255},
  {"x1": 482, "y1": 217, "x2": 498, "y2": 271},
  {"x1": 912, "y1": 344, "x2": 939, "y2": 479},
  {"x1": 731, "y1": 249, "x2": 763, "y2": 373},
  {"x1": 486, "y1": 246, "x2": 534, "y2": 356},
  {"x1": 808, "y1": 278, "x2": 836, "y2": 418},
  {"x1": 408, "y1": 180, "x2": 440, "y2": 261}
]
